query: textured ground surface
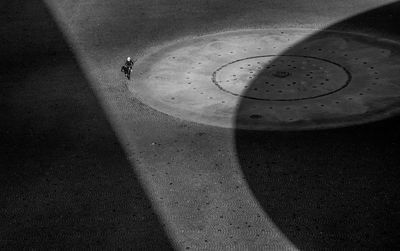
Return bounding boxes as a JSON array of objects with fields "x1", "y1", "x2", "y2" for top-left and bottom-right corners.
[
  {"x1": 131, "y1": 28, "x2": 400, "y2": 130},
  {"x1": 1, "y1": 0, "x2": 400, "y2": 250}
]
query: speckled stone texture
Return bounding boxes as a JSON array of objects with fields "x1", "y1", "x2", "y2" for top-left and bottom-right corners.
[
  {"x1": 2, "y1": 0, "x2": 400, "y2": 250},
  {"x1": 130, "y1": 28, "x2": 400, "y2": 130}
]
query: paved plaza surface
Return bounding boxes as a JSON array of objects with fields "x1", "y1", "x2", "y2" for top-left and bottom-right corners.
[{"x1": 1, "y1": 0, "x2": 400, "y2": 250}]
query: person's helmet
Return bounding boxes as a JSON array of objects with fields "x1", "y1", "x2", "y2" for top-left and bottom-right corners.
[{"x1": 127, "y1": 57, "x2": 131, "y2": 61}]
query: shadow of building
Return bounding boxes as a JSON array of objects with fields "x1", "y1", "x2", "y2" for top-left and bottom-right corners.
[
  {"x1": 0, "y1": 1, "x2": 173, "y2": 249},
  {"x1": 235, "y1": 2, "x2": 400, "y2": 249}
]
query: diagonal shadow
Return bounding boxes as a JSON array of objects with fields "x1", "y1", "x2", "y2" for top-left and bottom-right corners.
[
  {"x1": 0, "y1": 1, "x2": 173, "y2": 250},
  {"x1": 235, "y1": 2, "x2": 400, "y2": 250}
]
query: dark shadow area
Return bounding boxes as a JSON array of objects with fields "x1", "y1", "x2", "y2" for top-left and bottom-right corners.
[
  {"x1": 330, "y1": 1, "x2": 400, "y2": 37},
  {"x1": 236, "y1": 118, "x2": 400, "y2": 249},
  {"x1": 235, "y1": 2, "x2": 400, "y2": 250},
  {"x1": 0, "y1": 1, "x2": 173, "y2": 250}
]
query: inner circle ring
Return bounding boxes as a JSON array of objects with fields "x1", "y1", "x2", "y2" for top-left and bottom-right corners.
[{"x1": 211, "y1": 55, "x2": 352, "y2": 101}]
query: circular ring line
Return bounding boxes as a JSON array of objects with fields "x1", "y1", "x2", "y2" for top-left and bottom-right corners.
[{"x1": 211, "y1": 55, "x2": 352, "y2": 101}]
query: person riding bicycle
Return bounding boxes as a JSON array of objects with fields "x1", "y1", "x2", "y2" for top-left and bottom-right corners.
[{"x1": 121, "y1": 57, "x2": 135, "y2": 80}]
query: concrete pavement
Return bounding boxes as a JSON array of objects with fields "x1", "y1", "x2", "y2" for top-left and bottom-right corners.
[{"x1": 2, "y1": 0, "x2": 400, "y2": 250}]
